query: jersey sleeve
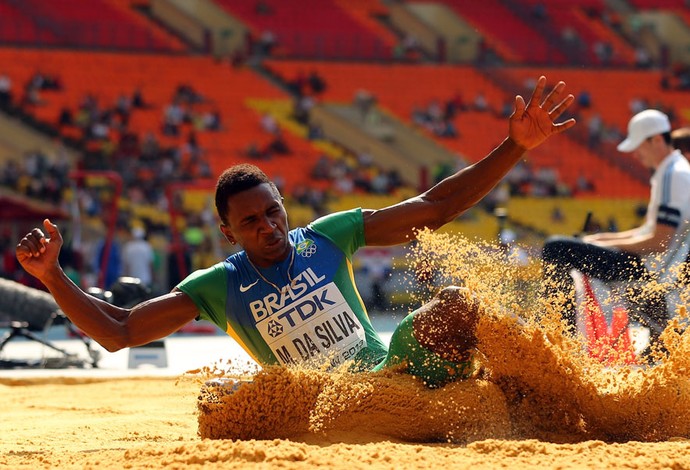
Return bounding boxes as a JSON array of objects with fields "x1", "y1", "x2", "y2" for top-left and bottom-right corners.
[
  {"x1": 657, "y1": 168, "x2": 690, "y2": 228},
  {"x1": 176, "y1": 263, "x2": 228, "y2": 329},
  {"x1": 307, "y1": 208, "x2": 366, "y2": 258}
]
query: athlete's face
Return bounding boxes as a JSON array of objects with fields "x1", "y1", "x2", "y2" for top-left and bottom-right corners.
[{"x1": 220, "y1": 183, "x2": 290, "y2": 267}]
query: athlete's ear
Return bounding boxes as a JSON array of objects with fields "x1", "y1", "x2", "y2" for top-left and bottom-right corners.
[{"x1": 219, "y1": 223, "x2": 236, "y2": 245}]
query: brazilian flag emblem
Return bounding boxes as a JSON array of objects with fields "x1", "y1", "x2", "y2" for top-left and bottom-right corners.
[{"x1": 296, "y1": 239, "x2": 317, "y2": 257}]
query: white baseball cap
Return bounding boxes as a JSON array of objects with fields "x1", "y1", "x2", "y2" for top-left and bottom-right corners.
[{"x1": 617, "y1": 109, "x2": 671, "y2": 152}]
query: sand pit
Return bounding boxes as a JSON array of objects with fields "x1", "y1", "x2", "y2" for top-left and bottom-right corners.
[
  {"x1": 1, "y1": 374, "x2": 690, "y2": 469},
  {"x1": 3, "y1": 231, "x2": 690, "y2": 468}
]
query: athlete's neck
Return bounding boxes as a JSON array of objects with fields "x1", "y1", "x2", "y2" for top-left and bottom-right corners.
[{"x1": 247, "y1": 244, "x2": 292, "y2": 268}]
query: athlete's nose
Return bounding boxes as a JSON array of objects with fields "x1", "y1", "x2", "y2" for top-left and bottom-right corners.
[{"x1": 258, "y1": 216, "x2": 277, "y2": 233}]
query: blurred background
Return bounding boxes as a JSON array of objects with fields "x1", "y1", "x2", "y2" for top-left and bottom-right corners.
[{"x1": 1, "y1": 0, "x2": 688, "y2": 315}]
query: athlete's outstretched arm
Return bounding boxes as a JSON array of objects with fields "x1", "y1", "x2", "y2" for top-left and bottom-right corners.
[
  {"x1": 364, "y1": 76, "x2": 575, "y2": 246},
  {"x1": 16, "y1": 219, "x2": 199, "y2": 351}
]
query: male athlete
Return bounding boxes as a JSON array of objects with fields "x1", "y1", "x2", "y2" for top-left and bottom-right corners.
[{"x1": 16, "y1": 76, "x2": 575, "y2": 387}]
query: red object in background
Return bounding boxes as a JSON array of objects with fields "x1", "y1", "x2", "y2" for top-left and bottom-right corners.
[
  {"x1": 177, "y1": 321, "x2": 216, "y2": 335},
  {"x1": 581, "y1": 275, "x2": 637, "y2": 365}
]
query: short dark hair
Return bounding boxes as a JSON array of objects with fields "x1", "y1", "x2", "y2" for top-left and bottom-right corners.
[
  {"x1": 215, "y1": 164, "x2": 279, "y2": 224},
  {"x1": 672, "y1": 127, "x2": 690, "y2": 155}
]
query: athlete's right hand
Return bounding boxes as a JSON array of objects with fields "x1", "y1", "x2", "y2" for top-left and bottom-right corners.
[{"x1": 15, "y1": 218, "x2": 64, "y2": 280}]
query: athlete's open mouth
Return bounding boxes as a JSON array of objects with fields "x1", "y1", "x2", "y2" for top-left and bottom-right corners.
[{"x1": 264, "y1": 237, "x2": 284, "y2": 251}]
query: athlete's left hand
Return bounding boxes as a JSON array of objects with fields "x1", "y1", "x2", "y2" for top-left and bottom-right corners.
[{"x1": 509, "y1": 76, "x2": 576, "y2": 151}]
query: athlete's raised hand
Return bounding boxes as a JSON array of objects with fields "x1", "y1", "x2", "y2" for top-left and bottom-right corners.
[
  {"x1": 509, "y1": 76, "x2": 576, "y2": 151},
  {"x1": 16, "y1": 219, "x2": 64, "y2": 280}
]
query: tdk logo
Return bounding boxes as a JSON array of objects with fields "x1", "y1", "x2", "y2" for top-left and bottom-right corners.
[
  {"x1": 267, "y1": 319, "x2": 283, "y2": 338},
  {"x1": 249, "y1": 268, "x2": 326, "y2": 322}
]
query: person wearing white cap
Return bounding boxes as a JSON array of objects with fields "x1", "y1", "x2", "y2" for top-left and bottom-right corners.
[{"x1": 542, "y1": 109, "x2": 690, "y2": 347}]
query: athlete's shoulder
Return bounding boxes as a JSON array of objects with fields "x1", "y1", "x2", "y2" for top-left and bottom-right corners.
[
  {"x1": 308, "y1": 208, "x2": 363, "y2": 229},
  {"x1": 222, "y1": 252, "x2": 254, "y2": 281},
  {"x1": 304, "y1": 209, "x2": 365, "y2": 256},
  {"x1": 176, "y1": 261, "x2": 228, "y2": 294}
]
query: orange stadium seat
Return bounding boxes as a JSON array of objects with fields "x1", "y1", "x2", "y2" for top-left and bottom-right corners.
[
  {"x1": 0, "y1": 0, "x2": 184, "y2": 51},
  {"x1": 264, "y1": 60, "x2": 653, "y2": 197},
  {"x1": 215, "y1": 0, "x2": 394, "y2": 59},
  {"x1": 2, "y1": 0, "x2": 689, "y2": 234},
  {"x1": 421, "y1": 0, "x2": 567, "y2": 64},
  {"x1": 0, "y1": 47, "x2": 333, "y2": 193}
]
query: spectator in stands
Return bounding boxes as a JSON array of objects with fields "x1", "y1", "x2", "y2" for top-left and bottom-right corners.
[
  {"x1": 0, "y1": 159, "x2": 20, "y2": 190},
  {"x1": 574, "y1": 171, "x2": 595, "y2": 194},
  {"x1": 499, "y1": 228, "x2": 529, "y2": 267},
  {"x1": 531, "y1": 2, "x2": 547, "y2": 20},
  {"x1": 175, "y1": 83, "x2": 204, "y2": 105},
  {"x1": 203, "y1": 109, "x2": 222, "y2": 131},
  {"x1": 255, "y1": 1, "x2": 273, "y2": 16},
  {"x1": 32, "y1": 72, "x2": 62, "y2": 91},
  {"x1": 132, "y1": 87, "x2": 148, "y2": 109},
  {"x1": 587, "y1": 113, "x2": 603, "y2": 148},
  {"x1": 353, "y1": 89, "x2": 376, "y2": 120},
  {"x1": 1, "y1": 232, "x2": 16, "y2": 280},
  {"x1": 90, "y1": 118, "x2": 110, "y2": 141},
  {"x1": 21, "y1": 81, "x2": 44, "y2": 108},
  {"x1": 399, "y1": 34, "x2": 422, "y2": 61},
  {"x1": 162, "y1": 99, "x2": 185, "y2": 136},
  {"x1": 0, "y1": 73, "x2": 12, "y2": 109},
  {"x1": 634, "y1": 47, "x2": 653, "y2": 69},
  {"x1": 243, "y1": 141, "x2": 264, "y2": 160},
  {"x1": 307, "y1": 70, "x2": 326, "y2": 95},
  {"x1": 593, "y1": 41, "x2": 613, "y2": 65},
  {"x1": 58, "y1": 107, "x2": 73, "y2": 129},
  {"x1": 140, "y1": 132, "x2": 160, "y2": 162},
  {"x1": 257, "y1": 30, "x2": 276, "y2": 56},
  {"x1": 285, "y1": 70, "x2": 307, "y2": 96},
  {"x1": 264, "y1": 129, "x2": 290, "y2": 156},
  {"x1": 607, "y1": 216, "x2": 619, "y2": 233},
  {"x1": 560, "y1": 27, "x2": 582, "y2": 52},
  {"x1": 310, "y1": 154, "x2": 332, "y2": 180},
  {"x1": 122, "y1": 226, "x2": 155, "y2": 289},
  {"x1": 293, "y1": 94, "x2": 315, "y2": 125},
  {"x1": 629, "y1": 96, "x2": 648, "y2": 115},
  {"x1": 576, "y1": 90, "x2": 591, "y2": 109},
  {"x1": 543, "y1": 109, "x2": 690, "y2": 345},
  {"x1": 601, "y1": 122, "x2": 624, "y2": 145},
  {"x1": 444, "y1": 91, "x2": 466, "y2": 119},
  {"x1": 307, "y1": 121, "x2": 324, "y2": 140},
  {"x1": 16, "y1": 76, "x2": 576, "y2": 387},
  {"x1": 115, "y1": 94, "x2": 132, "y2": 127},
  {"x1": 93, "y1": 226, "x2": 125, "y2": 290},
  {"x1": 260, "y1": 113, "x2": 279, "y2": 134},
  {"x1": 675, "y1": 66, "x2": 690, "y2": 90},
  {"x1": 472, "y1": 91, "x2": 489, "y2": 112},
  {"x1": 499, "y1": 96, "x2": 514, "y2": 118},
  {"x1": 532, "y1": 166, "x2": 560, "y2": 196}
]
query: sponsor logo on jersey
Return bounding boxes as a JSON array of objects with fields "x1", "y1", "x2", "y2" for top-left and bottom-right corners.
[
  {"x1": 266, "y1": 319, "x2": 283, "y2": 338},
  {"x1": 239, "y1": 279, "x2": 259, "y2": 292},
  {"x1": 249, "y1": 267, "x2": 326, "y2": 322},
  {"x1": 255, "y1": 283, "x2": 366, "y2": 367}
]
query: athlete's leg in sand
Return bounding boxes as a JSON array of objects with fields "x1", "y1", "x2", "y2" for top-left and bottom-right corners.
[
  {"x1": 373, "y1": 286, "x2": 481, "y2": 387},
  {"x1": 412, "y1": 286, "x2": 481, "y2": 364}
]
